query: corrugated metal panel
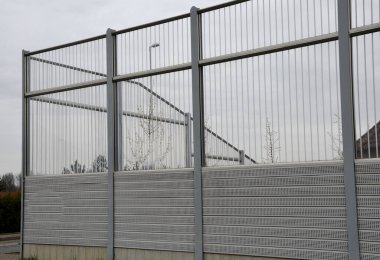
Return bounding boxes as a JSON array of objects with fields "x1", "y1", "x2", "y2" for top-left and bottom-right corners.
[
  {"x1": 23, "y1": 173, "x2": 108, "y2": 247},
  {"x1": 355, "y1": 161, "x2": 380, "y2": 260},
  {"x1": 203, "y1": 163, "x2": 349, "y2": 260},
  {"x1": 114, "y1": 169, "x2": 195, "y2": 252}
]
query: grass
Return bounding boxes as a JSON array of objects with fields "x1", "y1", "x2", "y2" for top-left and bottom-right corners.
[{"x1": 20, "y1": 256, "x2": 38, "y2": 260}]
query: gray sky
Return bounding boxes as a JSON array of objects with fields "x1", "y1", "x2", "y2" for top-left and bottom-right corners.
[{"x1": 0, "y1": 0, "x2": 226, "y2": 175}]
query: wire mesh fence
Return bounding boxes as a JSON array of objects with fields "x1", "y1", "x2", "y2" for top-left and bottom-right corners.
[
  {"x1": 115, "y1": 16, "x2": 191, "y2": 75},
  {"x1": 353, "y1": 32, "x2": 380, "y2": 159},
  {"x1": 203, "y1": 41, "x2": 342, "y2": 165},
  {"x1": 29, "y1": 38, "x2": 106, "y2": 92},
  {"x1": 351, "y1": 0, "x2": 380, "y2": 28},
  {"x1": 201, "y1": 0, "x2": 338, "y2": 59},
  {"x1": 23, "y1": 0, "x2": 380, "y2": 175},
  {"x1": 29, "y1": 85, "x2": 108, "y2": 175},
  {"x1": 119, "y1": 70, "x2": 192, "y2": 170}
]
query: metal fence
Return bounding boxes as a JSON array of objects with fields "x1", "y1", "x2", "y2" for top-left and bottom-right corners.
[{"x1": 21, "y1": 0, "x2": 380, "y2": 259}]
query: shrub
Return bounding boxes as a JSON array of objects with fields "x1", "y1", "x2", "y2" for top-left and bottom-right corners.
[
  {"x1": 21, "y1": 256, "x2": 38, "y2": 260},
  {"x1": 0, "y1": 192, "x2": 21, "y2": 233}
]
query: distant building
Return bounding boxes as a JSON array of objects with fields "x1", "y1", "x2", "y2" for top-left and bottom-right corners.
[{"x1": 356, "y1": 121, "x2": 380, "y2": 158}]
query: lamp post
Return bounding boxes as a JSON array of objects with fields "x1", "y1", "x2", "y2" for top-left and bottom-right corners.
[
  {"x1": 149, "y1": 43, "x2": 160, "y2": 91},
  {"x1": 148, "y1": 43, "x2": 160, "y2": 168},
  {"x1": 148, "y1": 43, "x2": 159, "y2": 113}
]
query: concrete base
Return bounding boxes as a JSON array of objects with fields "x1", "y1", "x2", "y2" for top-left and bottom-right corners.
[
  {"x1": 23, "y1": 245, "x2": 287, "y2": 260},
  {"x1": 205, "y1": 253, "x2": 289, "y2": 260},
  {"x1": 23, "y1": 244, "x2": 107, "y2": 260},
  {"x1": 115, "y1": 248, "x2": 194, "y2": 260}
]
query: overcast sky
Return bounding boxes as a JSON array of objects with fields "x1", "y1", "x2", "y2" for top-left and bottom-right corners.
[{"x1": 0, "y1": 0, "x2": 227, "y2": 175}]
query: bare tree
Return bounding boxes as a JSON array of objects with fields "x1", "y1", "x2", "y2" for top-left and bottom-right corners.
[
  {"x1": 71, "y1": 160, "x2": 86, "y2": 173},
  {"x1": 328, "y1": 113, "x2": 343, "y2": 160},
  {"x1": 92, "y1": 155, "x2": 108, "y2": 173},
  {"x1": 263, "y1": 118, "x2": 280, "y2": 163},
  {"x1": 62, "y1": 167, "x2": 72, "y2": 175},
  {"x1": 125, "y1": 98, "x2": 171, "y2": 171},
  {"x1": 62, "y1": 160, "x2": 86, "y2": 174}
]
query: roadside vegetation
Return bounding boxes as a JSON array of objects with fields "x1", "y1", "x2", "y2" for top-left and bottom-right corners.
[
  {"x1": 0, "y1": 172, "x2": 20, "y2": 234},
  {"x1": 21, "y1": 256, "x2": 38, "y2": 260}
]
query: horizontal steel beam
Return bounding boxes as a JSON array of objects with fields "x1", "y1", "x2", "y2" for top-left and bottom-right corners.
[
  {"x1": 126, "y1": 111, "x2": 186, "y2": 125},
  {"x1": 198, "y1": 0, "x2": 250, "y2": 14},
  {"x1": 192, "y1": 153, "x2": 241, "y2": 162},
  {"x1": 113, "y1": 13, "x2": 190, "y2": 35},
  {"x1": 30, "y1": 96, "x2": 186, "y2": 125},
  {"x1": 350, "y1": 22, "x2": 380, "y2": 37},
  {"x1": 113, "y1": 63, "x2": 191, "y2": 82},
  {"x1": 30, "y1": 57, "x2": 106, "y2": 77},
  {"x1": 30, "y1": 96, "x2": 107, "y2": 112},
  {"x1": 24, "y1": 78, "x2": 107, "y2": 98},
  {"x1": 26, "y1": 34, "x2": 106, "y2": 56},
  {"x1": 199, "y1": 32, "x2": 339, "y2": 66}
]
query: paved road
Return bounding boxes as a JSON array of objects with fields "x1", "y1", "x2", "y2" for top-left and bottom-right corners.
[
  {"x1": 0, "y1": 241, "x2": 19, "y2": 254},
  {"x1": 0, "y1": 233, "x2": 19, "y2": 259},
  {"x1": 0, "y1": 253, "x2": 18, "y2": 260}
]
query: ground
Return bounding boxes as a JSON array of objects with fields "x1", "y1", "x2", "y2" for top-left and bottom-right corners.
[
  {"x1": 0, "y1": 233, "x2": 19, "y2": 260},
  {"x1": 0, "y1": 253, "x2": 18, "y2": 260}
]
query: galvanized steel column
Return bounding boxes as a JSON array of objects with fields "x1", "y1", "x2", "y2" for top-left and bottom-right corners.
[
  {"x1": 337, "y1": 1, "x2": 361, "y2": 259},
  {"x1": 185, "y1": 113, "x2": 192, "y2": 168},
  {"x1": 106, "y1": 28, "x2": 117, "y2": 260},
  {"x1": 190, "y1": 6, "x2": 205, "y2": 260},
  {"x1": 20, "y1": 49, "x2": 29, "y2": 260}
]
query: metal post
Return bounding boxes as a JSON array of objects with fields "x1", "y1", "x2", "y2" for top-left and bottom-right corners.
[
  {"x1": 116, "y1": 93, "x2": 123, "y2": 171},
  {"x1": 185, "y1": 113, "x2": 192, "y2": 168},
  {"x1": 148, "y1": 44, "x2": 159, "y2": 165},
  {"x1": 190, "y1": 6, "x2": 204, "y2": 260},
  {"x1": 239, "y1": 150, "x2": 245, "y2": 165},
  {"x1": 106, "y1": 28, "x2": 117, "y2": 260},
  {"x1": 20, "y1": 49, "x2": 29, "y2": 260},
  {"x1": 337, "y1": 1, "x2": 361, "y2": 259}
]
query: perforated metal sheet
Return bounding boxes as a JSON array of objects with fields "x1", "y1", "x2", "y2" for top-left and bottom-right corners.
[
  {"x1": 203, "y1": 244, "x2": 348, "y2": 260},
  {"x1": 355, "y1": 161, "x2": 380, "y2": 259},
  {"x1": 203, "y1": 163, "x2": 349, "y2": 260},
  {"x1": 23, "y1": 161, "x2": 380, "y2": 259},
  {"x1": 114, "y1": 169, "x2": 195, "y2": 252},
  {"x1": 23, "y1": 173, "x2": 108, "y2": 246}
]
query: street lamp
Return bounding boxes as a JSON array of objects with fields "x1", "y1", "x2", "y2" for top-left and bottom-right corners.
[
  {"x1": 149, "y1": 43, "x2": 160, "y2": 71},
  {"x1": 148, "y1": 43, "x2": 160, "y2": 106},
  {"x1": 148, "y1": 43, "x2": 160, "y2": 100}
]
